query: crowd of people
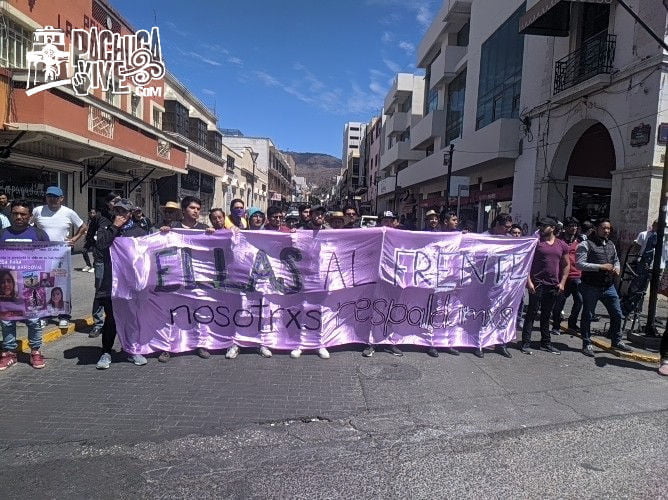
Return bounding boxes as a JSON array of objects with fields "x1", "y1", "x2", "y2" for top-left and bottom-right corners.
[{"x1": 0, "y1": 187, "x2": 666, "y2": 376}]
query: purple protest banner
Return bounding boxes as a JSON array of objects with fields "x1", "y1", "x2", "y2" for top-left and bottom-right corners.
[
  {"x1": 0, "y1": 242, "x2": 72, "y2": 321},
  {"x1": 110, "y1": 228, "x2": 537, "y2": 354}
]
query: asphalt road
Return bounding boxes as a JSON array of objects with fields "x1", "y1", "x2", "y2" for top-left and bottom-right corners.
[{"x1": 0, "y1": 323, "x2": 666, "y2": 498}]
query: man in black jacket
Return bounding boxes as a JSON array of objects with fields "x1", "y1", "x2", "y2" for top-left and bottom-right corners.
[
  {"x1": 95, "y1": 199, "x2": 148, "y2": 369},
  {"x1": 576, "y1": 218, "x2": 633, "y2": 357}
]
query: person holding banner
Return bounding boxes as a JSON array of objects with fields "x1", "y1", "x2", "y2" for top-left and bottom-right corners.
[
  {"x1": 95, "y1": 199, "x2": 149, "y2": 370},
  {"x1": 208, "y1": 208, "x2": 227, "y2": 230},
  {"x1": 0, "y1": 200, "x2": 50, "y2": 370},
  {"x1": 224, "y1": 199, "x2": 248, "y2": 230},
  {"x1": 309, "y1": 206, "x2": 331, "y2": 230},
  {"x1": 264, "y1": 206, "x2": 293, "y2": 232},
  {"x1": 297, "y1": 204, "x2": 311, "y2": 229},
  {"x1": 424, "y1": 209, "x2": 441, "y2": 232},
  {"x1": 519, "y1": 218, "x2": 569, "y2": 356},
  {"x1": 247, "y1": 207, "x2": 266, "y2": 230},
  {"x1": 32, "y1": 186, "x2": 87, "y2": 329}
]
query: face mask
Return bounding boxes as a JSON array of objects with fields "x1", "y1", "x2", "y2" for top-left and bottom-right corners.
[{"x1": 233, "y1": 207, "x2": 245, "y2": 218}]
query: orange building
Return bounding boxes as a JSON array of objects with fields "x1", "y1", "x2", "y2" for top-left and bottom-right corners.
[{"x1": 0, "y1": 0, "x2": 187, "y2": 222}]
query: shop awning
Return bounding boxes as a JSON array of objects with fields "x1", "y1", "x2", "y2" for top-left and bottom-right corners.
[{"x1": 519, "y1": 0, "x2": 612, "y2": 37}]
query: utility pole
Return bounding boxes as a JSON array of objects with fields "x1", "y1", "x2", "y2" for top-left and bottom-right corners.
[
  {"x1": 645, "y1": 128, "x2": 668, "y2": 336},
  {"x1": 444, "y1": 143, "x2": 454, "y2": 211}
]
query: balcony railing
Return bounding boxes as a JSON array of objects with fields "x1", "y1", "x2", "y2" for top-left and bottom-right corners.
[
  {"x1": 88, "y1": 106, "x2": 114, "y2": 139},
  {"x1": 554, "y1": 32, "x2": 616, "y2": 94}
]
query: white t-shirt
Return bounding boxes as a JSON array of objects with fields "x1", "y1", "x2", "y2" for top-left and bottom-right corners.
[
  {"x1": 0, "y1": 213, "x2": 8, "y2": 229},
  {"x1": 32, "y1": 205, "x2": 84, "y2": 242},
  {"x1": 635, "y1": 229, "x2": 668, "y2": 269}
]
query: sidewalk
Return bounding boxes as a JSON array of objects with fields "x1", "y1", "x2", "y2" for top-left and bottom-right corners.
[{"x1": 13, "y1": 253, "x2": 665, "y2": 363}]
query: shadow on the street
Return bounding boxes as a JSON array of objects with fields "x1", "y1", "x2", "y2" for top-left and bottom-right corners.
[
  {"x1": 63, "y1": 345, "x2": 115, "y2": 365},
  {"x1": 594, "y1": 356, "x2": 657, "y2": 372}
]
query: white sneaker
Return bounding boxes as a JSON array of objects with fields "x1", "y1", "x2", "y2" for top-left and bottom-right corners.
[
  {"x1": 58, "y1": 319, "x2": 69, "y2": 328},
  {"x1": 290, "y1": 348, "x2": 302, "y2": 359},
  {"x1": 128, "y1": 353, "x2": 147, "y2": 366},
  {"x1": 81, "y1": 266, "x2": 90, "y2": 272},
  {"x1": 259, "y1": 346, "x2": 272, "y2": 358},
  {"x1": 225, "y1": 345, "x2": 240, "y2": 359},
  {"x1": 96, "y1": 353, "x2": 112, "y2": 369},
  {"x1": 87, "y1": 267, "x2": 95, "y2": 273},
  {"x1": 318, "y1": 347, "x2": 330, "y2": 359}
]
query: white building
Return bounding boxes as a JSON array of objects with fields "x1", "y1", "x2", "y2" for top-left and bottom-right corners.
[
  {"x1": 392, "y1": 0, "x2": 667, "y2": 238},
  {"x1": 341, "y1": 122, "x2": 365, "y2": 172},
  {"x1": 516, "y1": 0, "x2": 667, "y2": 247},
  {"x1": 378, "y1": 73, "x2": 426, "y2": 216}
]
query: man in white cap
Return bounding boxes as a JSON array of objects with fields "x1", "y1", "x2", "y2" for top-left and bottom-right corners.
[
  {"x1": 424, "y1": 209, "x2": 441, "y2": 232},
  {"x1": 32, "y1": 186, "x2": 87, "y2": 328}
]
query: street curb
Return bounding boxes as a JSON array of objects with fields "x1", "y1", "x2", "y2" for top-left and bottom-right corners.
[
  {"x1": 560, "y1": 327, "x2": 661, "y2": 363},
  {"x1": 18, "y1": 316, "x2": 94, "y2": 352}
]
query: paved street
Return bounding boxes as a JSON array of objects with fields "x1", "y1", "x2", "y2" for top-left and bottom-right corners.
[{"x1": 1, "y1": 253, "x2": 666, "y2": 498}]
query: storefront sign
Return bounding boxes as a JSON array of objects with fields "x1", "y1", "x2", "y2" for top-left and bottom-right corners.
[
  {"x1": 630, "y1": 123, "x2": 651, "y2": 147},
  {"x1": 26, "y1": 25, "x2": 164, "y2": 97}
]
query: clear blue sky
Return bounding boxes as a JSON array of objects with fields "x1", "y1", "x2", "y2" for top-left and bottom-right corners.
[{"x1": 111, "y1": 0, "x2": 433, "y2": 158}]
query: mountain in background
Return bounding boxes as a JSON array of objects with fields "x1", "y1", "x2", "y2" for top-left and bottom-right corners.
[{"x1": 282, "y1": 151, "x2": 341, "y2": 193}]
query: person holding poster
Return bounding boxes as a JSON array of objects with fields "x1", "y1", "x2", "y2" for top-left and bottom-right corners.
[
  {"x1": 0, "y1": 200, "x2": 50, "y2": 370},
  {"x1": 95, "y1": 199, "x2": 149, "y2": 370},
  {"x1": 32, "y1": 186, "x2": 87, "y2": 329}
]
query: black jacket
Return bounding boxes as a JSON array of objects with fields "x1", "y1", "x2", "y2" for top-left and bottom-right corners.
[{"x1": 95, "y1": 221, "x2": 147, "y2": 298}]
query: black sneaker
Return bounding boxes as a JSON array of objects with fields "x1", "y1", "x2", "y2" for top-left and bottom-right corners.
[
  {"x1": 472, "y1": 348, "x2": 484, "y2": 358},
  {"x1": 611, "y1": 342, "x2": 633, "y2": 353},
  {"x1": 518, "y1": 342, "x2": 533, "y2": 355},
  {"x1": 426, "y1": 347, "x2": 439, "y2": 358},
  {"x1": 362, "y1": 345, "x2": 375, "y2": 357},
  {"x1": 568, "y1": 323, "x2": 580, "y2": 332},
  {"x1": 582, "y1": 345, "x2": 595, "y2": 357},
  {"x1": 88, "y1": 327, "x2": 102, "y2": 338},
  {"x1": 496, "y1": 344, "x2": 512, "y2": 358},
  {"x1": 195, "y1": 347, "x2": 210, "y2": 359},
  {"x1": 387, "y1": 345, "x2": 403, "y2": 357},
  {"x1": 539, "y1": 344, "x2": 561, "y2": 355},
  {"x1": 442, "y1": 347, "x2": 460, "y2": 356},
  {"x1": 158, "y1": 351, "x2": 171, "y2": 363}
]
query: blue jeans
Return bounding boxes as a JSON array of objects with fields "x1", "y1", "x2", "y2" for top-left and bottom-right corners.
[
  {"x1": 580, "y1": 283, "x2": 623, "y2": 346},
  {"x1": 1, "y1": 319, "x2": 43, "y2": 351}
]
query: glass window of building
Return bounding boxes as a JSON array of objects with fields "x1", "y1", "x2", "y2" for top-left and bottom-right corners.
[
  {"x1": 475, "y1": 5, "x2": 525, "y2": 130},
  {"x1": 427, "y1": 87, "x2": 439, "y2": 114},
  {"x1": 457, "y1": 22, "x2": 470, "y2": 47},
  {"x1": 0, "y1": 19, "x2": 31, "y2": 69},
  {"x1": 445, "y1": 69, "x2": 467, "y2": 145}
]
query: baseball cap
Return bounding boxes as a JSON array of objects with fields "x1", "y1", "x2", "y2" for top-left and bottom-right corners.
[
  {"x1": 381, "y1": 210, "x2": 396, "y2": 219},
  {"x1": 112, "y1": 198, "x2": 136, "y2": 211},
  {"x1": 329, "y1": 211, "x2": 345, "y2": 219},
  {"x1": 425, "y1": 209, "x2": 438, "y2": 218},
  {"x1": 539, "y1": 217, "x2": 557, "y2": 227},
  {"x1": 45, "y1": 186, "x2": 63, "y2": 197}
]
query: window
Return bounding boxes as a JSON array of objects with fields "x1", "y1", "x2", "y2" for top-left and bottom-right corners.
[
  {"x1": 349, "y1": 144, "x2": 358, "y2": 149},
  {"x1": 400, "y1": 98, "x2": 411, "y2": 113},
  {"x1": 445, "y1": 69, "x2": 466, "y2": 144},
  {"x1": 457, "y1": 22, "x2": 470, "y2": 47},
  {"x1": 188, "y1": 118, "x2": 207, "y2": 146},
  {"x1": 152, "y1": 107, "x2": 163, "y2": 129},
  {"x1": 425, "y1": 142, "x2": 434, "y2": 156},
  {"x1": 476, "y1": 5, "x2": 525, "y2": 130},
  {"x1": 164, "y1": 100, "x2": 189, "y2": 135},
  {"x1": 105, "y1": 86, "x2": 119, "y2": 107},
  {"x1": 427, "y1": 87, "x2": 439, "y2": 114},
  {"x1": 399, "y1": 129, "x2": 410, "y2": 142},
  {"x1": 130, "y1": 94, "x2": 142, "y2": 119},
  {"x1": 350, "y1": 136, "x2": 359, "y2": 140},
  {"x1": 0, "y1": 19, "x2": 31, "y2": 69},
  {"x1": 350, "y1": 126, "x2": 359, "y2": 131}
]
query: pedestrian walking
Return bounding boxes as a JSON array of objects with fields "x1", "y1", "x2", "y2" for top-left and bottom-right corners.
[
  {"x1": 81, "y1": 209, "x2": 99, "y2": 273},
  {"x1": 94, "y1": 199, "x2": 148, "y2": 369},
  {"x1": 32, "y1": 186, "x2": 87, "y2": 329},
  {"x1": 0, "y1": 200, "x2": 50, "y2": 371},
  {"x1": 518, "y1": 218, "x2": 570, "y2": 355},
  {"x1": 551, "y1": 217, "x2": 584, "y2": 334},
  {"x1": 576, "y1": 218, "x2": 633, "y2": 357}
]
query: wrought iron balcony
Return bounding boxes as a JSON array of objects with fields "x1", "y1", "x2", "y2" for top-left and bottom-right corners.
[{"x1": 554, "y1": 32, "x2": 616, "y2": 95}]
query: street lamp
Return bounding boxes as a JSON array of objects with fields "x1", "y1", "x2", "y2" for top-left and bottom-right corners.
[{"x1": 249, "y1": 149, "x2": 259, "y2": 208}]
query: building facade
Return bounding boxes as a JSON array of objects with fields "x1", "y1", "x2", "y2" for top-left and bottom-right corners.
[
  {"x1": 397, "y1": 0, "x2": 668, "y2": 237},
  {"x1": 0, "y1": 0, "x2": 187, "y2": 225},
  {"x1": 377, "y1": 73, "x2": 425, "y2": 218}
]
